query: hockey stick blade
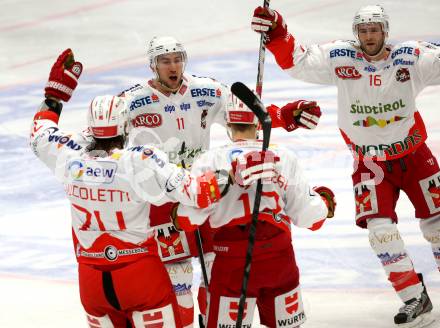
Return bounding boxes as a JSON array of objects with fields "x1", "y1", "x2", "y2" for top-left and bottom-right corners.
[{"x1": 231, "y1": 81, "x2": 272, "y2": 150}]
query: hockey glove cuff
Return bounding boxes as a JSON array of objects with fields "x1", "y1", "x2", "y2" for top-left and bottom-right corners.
[
  {"x1": 251, "y1": 7, "x2": 288, "y2": 42},
  {"x1": 314, "y1": 186, "x2": 336, "y2": 218}
]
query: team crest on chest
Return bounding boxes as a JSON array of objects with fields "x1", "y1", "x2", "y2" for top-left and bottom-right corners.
[{"x1": 396, "y1": 68, "x2": 410, "y2": 82}]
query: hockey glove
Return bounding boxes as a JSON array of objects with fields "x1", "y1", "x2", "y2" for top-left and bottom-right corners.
[
  {"x1": 284, "y1": 100, "x2": 321, "y2": 131},
  {"x1": 251, "y1": 6, "x2": 288, "y2": 41},
  {"x1": 45, "y1": 48, "x2": 83, "y2": 102},
  {"x1": 268, "y1": 101, "x2": 321, "y2": 132},
  {"x1": 231, "y1": 150, "x2": 280, "y2": 187},
  {"x1": 314, "y1": 186, "x2": 336, "y2": 218}
]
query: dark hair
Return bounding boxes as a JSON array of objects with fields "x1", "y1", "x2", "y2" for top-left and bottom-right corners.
[
  {"x1": 230, "y1": 123, "x2": 256, "y2": 133},
  {"x1": 88, "y1": 136, "x2": 125, "y2": 152}
]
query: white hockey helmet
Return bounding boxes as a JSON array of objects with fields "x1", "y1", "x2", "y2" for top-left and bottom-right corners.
[
  {"x1": 87, "y1": 95, "x2": 128, "y2": 139},
  {"x1": 225, "y1": 93, "x2": 258, "y2": 125},
  {"x1": 147, "y1": 36, "x2": 187, "y2": 71},
  {"x1": 352, "y1": 5, "x2": 389, "y2": 42}
]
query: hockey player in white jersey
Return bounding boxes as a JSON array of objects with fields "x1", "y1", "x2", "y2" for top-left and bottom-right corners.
[
  {"x1": 119, "y1": 35, "x2": 324, "y2": 326},
  {"x1": 30, "y1": 49, "x2": 228, "y2": 328},
  {"x1": 252, "y1": 4, "x2": 440, "y2": 326},
  {"x1": 173, "y1": 95, "x2": 336, "y2": 328}
]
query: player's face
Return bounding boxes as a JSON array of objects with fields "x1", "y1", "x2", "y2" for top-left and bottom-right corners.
[
  {"x1": 155, "y1": 53, "x2": 184, "y2": 89},
  {"x1": 357, "y1": 23, "x2": 386, "y2": 56}
]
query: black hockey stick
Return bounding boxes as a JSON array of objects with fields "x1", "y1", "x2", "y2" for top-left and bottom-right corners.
[
  {"x1": 194, "y1": 229, "x2": 208, "y2": 328},
  {"x1": 231, "y1": 82, "x2": 271, "y2": 327},
  {"x1": 255, "y1": 0, "x2": 270, "y2": 98},
  {"x1": 180, "y1": 142, "x2": 208, "y2": 328}
]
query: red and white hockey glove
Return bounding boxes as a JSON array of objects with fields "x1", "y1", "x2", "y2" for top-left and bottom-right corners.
[
  {"x1": 251, "y1": 6, "x2": 288, "y2": 41},
  {"x1": 282, "y1": 100, "x2": 321, "y2": 131},
  {"x1": 231, "y1": 150, "x2": 280, "y2": 187},
  {"x1": 314, "y1": 186, "x2": 336, "y2": 218},
  {"x1": 268, "y1": 101, "x2": 321, "y2": 132},
  {"x1": 45, "y1": 48, "x2": 83, "y2": 102}
]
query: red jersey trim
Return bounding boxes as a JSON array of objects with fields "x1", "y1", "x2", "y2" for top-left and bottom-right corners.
[
  {"x1": 267, "y1": 33, "x2": 295, "y2": 70},
  {"x1": 340, "y1": 111, "x2": 427, "y2": 161},
  {"x1": 72, "y1": 229, "x2": 158, "y2": 265},
  {"x1": 33, "y1": 110, "x2": 60, "y2": 124}
]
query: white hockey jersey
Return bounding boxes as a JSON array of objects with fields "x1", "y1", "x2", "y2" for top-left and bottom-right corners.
[
  {"x1": 268, "y1": 36, "x2": 440, "y2": 160},
  {"x1": 30, "y1": 112, "x2": 207, "y2": 265},
  {"x1": 122, "y1": 74, "x2": 229, "y2": 167},
  {"x1": 177, "y1": 140, "x2": 328, "y2": 231}
]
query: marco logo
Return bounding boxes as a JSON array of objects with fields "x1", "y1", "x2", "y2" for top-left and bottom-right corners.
[{"x1": 67, "y1": 160, "x2": 117, "y2": 184}]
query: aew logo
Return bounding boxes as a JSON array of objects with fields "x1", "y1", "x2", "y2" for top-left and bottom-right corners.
[
  {"x1": 335, "y1": 66, "x2": 362, "y2": 79},
  {"x1": 396, "y1": 68, "x2": 410, "y2": 83},
  {"x1": 67, "y1": 160, "x2": 117, "y2": 184}
]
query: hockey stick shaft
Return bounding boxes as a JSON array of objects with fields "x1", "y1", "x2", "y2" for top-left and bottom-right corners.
[
  {"x1": 255, "y1": 0, "x2": 270, "y2": 98},
  {"x1": 231, "y1": 82, "x2": 271, "y2": 328},
  {"x1": 180, "y1": 142, "x2": 209, "y2": 328}
]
